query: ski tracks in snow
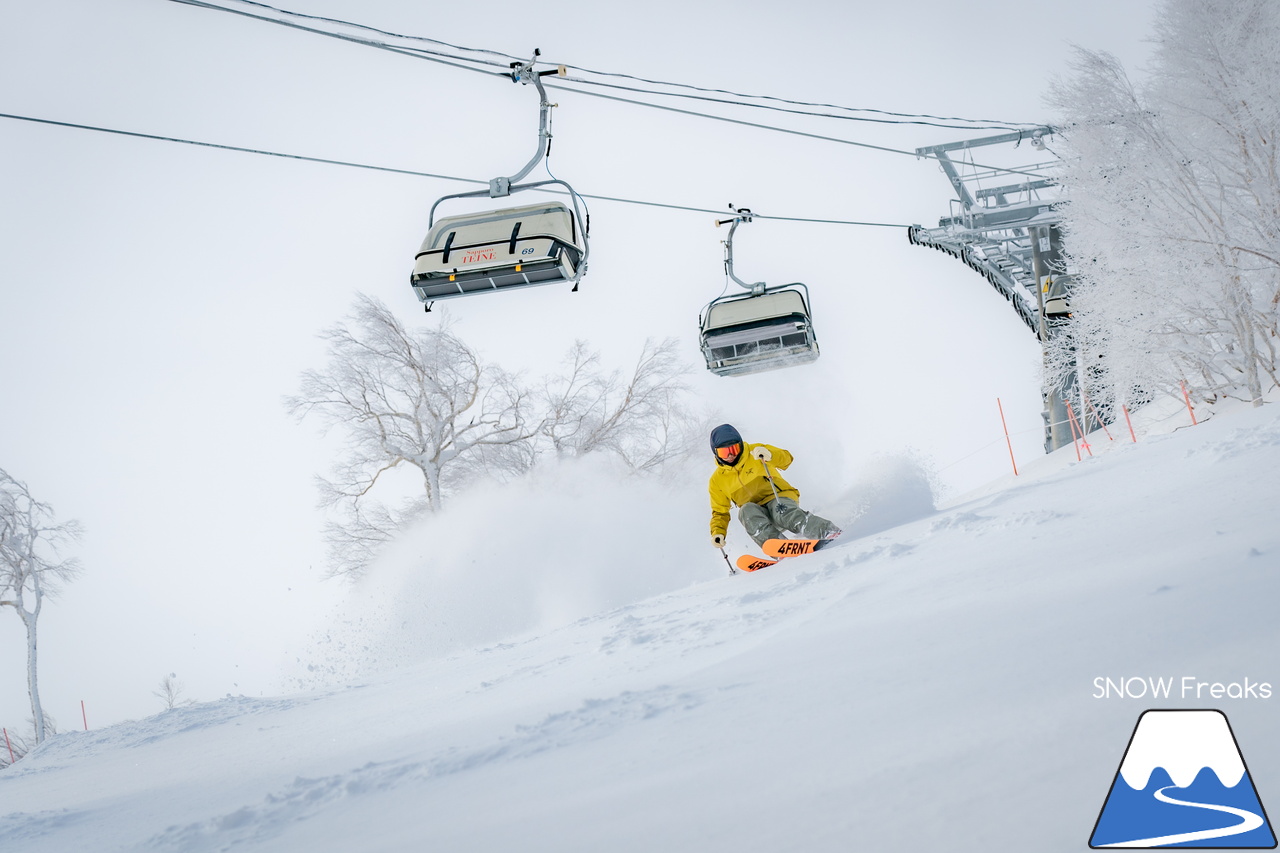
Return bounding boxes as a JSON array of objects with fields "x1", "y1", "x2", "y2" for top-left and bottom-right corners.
[
  {"x1": 142, "y1": 684, "x2": 707, "y2": 852},
  {"x1": 138, "y1": 538, "x2": 920, "y2": 852}
]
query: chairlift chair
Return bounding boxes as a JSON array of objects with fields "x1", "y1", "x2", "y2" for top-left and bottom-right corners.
[
  {"x1": 698, "y1": 208, "x2": 820, "y2": 377},
  {"x1": 409, "y1": 50, "x2": 589, "y2": 309},
  {"x1": 1042, "y1": 273, "x2": 1073, "y2": 317},
  {"x1": 700, "y1": 286, "x2": 819, "y2": 377},
  {"x1": 410, "y1": 201, "x2": 584, "y2": 301}
]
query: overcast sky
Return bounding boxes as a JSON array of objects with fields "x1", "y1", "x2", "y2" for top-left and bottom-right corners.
[{"x1": 0, "y1": 0, "x2": 1159, "y2": 729}]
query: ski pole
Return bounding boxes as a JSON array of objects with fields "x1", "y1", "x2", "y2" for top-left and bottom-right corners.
[
  {"x1": 719, "y1": 547, "x2": 736, "y2": 575},
  {"x1": 762, "y1": 459, "x2": 783, "y2": 505},
  {"x1": 759, "y1": 458, "x2": 794, "y2": 541}
]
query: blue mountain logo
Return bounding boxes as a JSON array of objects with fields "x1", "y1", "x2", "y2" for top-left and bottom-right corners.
[{"x1": 1091, "y1": 710, "x2": 1276, "y2": 848}]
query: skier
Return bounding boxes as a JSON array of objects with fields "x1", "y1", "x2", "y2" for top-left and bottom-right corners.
[{"x1": 707, "y1": 423, "x2": 840, "y2": 550}]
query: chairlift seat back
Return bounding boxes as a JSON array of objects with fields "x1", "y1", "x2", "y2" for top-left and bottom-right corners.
[
  {"x1": 1042, "y1": 273, "x2": 1073, "y2": 316},
  {"x1": 411, "y1": 201, "x2": 583, "y2": 302},
  {"x1": 703, "y1": 290, "x2": 810, "y2": 331},
  {"x1": 700, "y1": 289, "x2": 820, "y2": 377}
]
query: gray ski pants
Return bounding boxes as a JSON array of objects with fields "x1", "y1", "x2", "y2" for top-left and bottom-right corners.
[{"x1": 738, "y1": 497, "x2": 839, "y2": 548}]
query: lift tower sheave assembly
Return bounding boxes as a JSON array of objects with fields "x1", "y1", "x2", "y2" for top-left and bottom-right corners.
[{"x1": 908, "y1": 127, "x2": 1078, "y2": 452}]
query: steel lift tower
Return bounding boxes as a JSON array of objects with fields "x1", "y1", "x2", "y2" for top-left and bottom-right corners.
[{"x1": 908, "y1": 126, "x2": 1078, "y2": 452}]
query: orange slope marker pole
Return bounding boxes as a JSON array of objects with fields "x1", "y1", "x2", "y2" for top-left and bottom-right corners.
[
  {"x1": 1122, "y1": 404, "x2": 1137, "y2": 443},
  {"x1": 997, "y1": 398, "x2": 1018, "y2": 476},
  {"x1": 1066, "y1": 398, "x2": 1092, "y2": 457},
  {"x1": 1063, "y1": 397, "x2": 1082, "y2": 461},
  {"x1": 1180, "y1": 381, "x2": 1199, "y2": 425}
]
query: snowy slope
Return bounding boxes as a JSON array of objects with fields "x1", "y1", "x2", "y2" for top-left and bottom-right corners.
[{"x1": 2, "y1": 397, "x2": 1279, "y2": 852}]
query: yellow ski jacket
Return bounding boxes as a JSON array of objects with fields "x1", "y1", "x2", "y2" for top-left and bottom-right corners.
[{"x1": 708, "y1": 442, "x2": 800, "y2": 537}]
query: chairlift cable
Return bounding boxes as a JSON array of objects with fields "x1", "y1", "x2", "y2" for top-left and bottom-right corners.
[
  {"x1": 567, "y1": 188, "x2": 905, "y2": 227},
  {"x1": 545, "y1": 83, "x2": 1054, "y2": 180},
  {"x1": 538, "y1": 59, "x2": 1039, "y2": 129},
  {"x1": 563, "y1": 75, "x2": 1038, "y2": 129},
  {"x1": 166, "y1": 0, "x2": 515, "y2": 75},
  {"x1": 0, "y1": 112, "x2": 911, "y2": 227},
  {"x1": 168, "y1": 0, "x2": 525, "y2": 63},
  {"x1": 551, "y1": 73, "x2": 1037, "y2": 132},
  {"x1": 165, "y1": 0, "x2": 1053, "y2": 139},
  {"x1": 173, "y1": 0, "x2": 1041, "y2": 131},
  {"x1": 0, "y1": 111, "x2": 490, "y2": 186}
]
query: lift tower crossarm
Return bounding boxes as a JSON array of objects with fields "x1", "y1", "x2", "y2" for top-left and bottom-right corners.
[
  {"x1": 974, "y1": 179, "x2": 1055, "y2": 202},
  {"x1": 910, "y1": 125, "x2": 1060, "y2": 337},
  {"x1": 915, "y1": 126, "x2": 1056, "y2": 217},
  {"x1": 910, "y1": 125, "x2": 1082, "y2": 453}
]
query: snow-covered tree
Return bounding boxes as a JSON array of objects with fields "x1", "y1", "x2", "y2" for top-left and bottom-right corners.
[
  {"x1": 540, "y1": 338, "x2": 703, "y2": 473},
  {"x1": 0, "y1": 469, "x2": 82, "y2": 745},
  {"x1": 1048, "y1": 0, "x2": 1280, "y2": 411},
  {"x1": 291, "y1": 297, "x2": 706, "y2": 578},
  {"x1": 287, "y1": 295, "x2": 540, "y2": 577}
]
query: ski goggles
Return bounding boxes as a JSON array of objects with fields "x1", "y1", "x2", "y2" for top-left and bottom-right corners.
[{"x1": 714, "y1": 442, "x2": 742, "y2": 461}]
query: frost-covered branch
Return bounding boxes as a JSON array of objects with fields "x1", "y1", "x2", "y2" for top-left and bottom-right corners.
[
  {"x1": 1047, "y1": 0, "x2": 1280, "y2": 410},
  {"x1": 287, "y1": 295, "x2": 540, "y2": 578},
  {"x1": 538, "y1": 338, "x2": 702, "y2": 473}
]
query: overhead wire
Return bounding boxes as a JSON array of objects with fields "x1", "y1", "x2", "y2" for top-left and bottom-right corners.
[
  {"x1": 169, "y1": 0, "x2": 525, "y2": 64},
  {"x1": 164, "y1": 0, "x2": 1053, "y2": 142},
  {"x1": 12, "y1": 0, "x2": 1057, "y2": 216},
  {"x1": 162, "y1": 0, "x2": 1055, "y2": 180},
  {"x1": 0, "y1": 112, "x2": 488, "y2": 186},
  {"x1": 0, "y1": 112, "x2": 910, "y2": 228},
  {"x1": 549, "y1": 63, "x2": 1040, "y2": 130},
  {"x1": 172, "y1": 0, "x2": 1041, "y2": 131},
  {"x1": 551, "y1": 73, "x2": 1036, "y2": 132},
  {"x1": 543, "y1": 83, "x2": 1053, "y2": 180},
  {"x1": 165, "y1": 0, "x2": 515, "y2": 77}
]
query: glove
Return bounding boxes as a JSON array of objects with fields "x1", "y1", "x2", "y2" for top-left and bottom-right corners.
[
  {"x1": 751, "y1": 446, "x2": 772, "y2": 462},
  {"x1": 711, "y1": 534, "x2": 726, "y2": 548}
]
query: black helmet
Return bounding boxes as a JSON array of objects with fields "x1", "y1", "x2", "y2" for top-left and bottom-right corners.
[{"x1": 710, "y1": 423, "x2": 743, "y2": 466}]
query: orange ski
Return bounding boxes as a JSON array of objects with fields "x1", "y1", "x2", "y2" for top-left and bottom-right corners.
[
  {"x1": 735, "y1": 554, "x2": 779, "y2": 572},
  {"x1": 762, "y1": 536, "x2": 839, "y2": 558}
]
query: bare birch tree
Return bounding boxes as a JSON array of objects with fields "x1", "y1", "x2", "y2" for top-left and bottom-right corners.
[
  {"x1": 290, "y1": 296, "x2": 708, "y2": 577},
  {"x1": 1048, "y1": 0, "x2": 1280, "y2": 411},
  {"x1": 286, "y1": 295, "x2": 539, "y2": 578},
  {"x1": 540, "y1": 338, "x2": 703, "y2": 473},
  {"x1": 153, "y1": 673, "x2": 195, "y2": 710},
  {"x1": 0, "y1": 469, "x2": 82, "y2": 745}
]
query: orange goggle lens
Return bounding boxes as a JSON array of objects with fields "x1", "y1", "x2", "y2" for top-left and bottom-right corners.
[{"x1": 715, "y1": 442, "x2": 742, "y2": 460}]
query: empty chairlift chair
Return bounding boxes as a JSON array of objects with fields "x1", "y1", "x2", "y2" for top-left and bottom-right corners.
[
  {"x1": 409, "y1": 50, "x2": 589, "y2": 308},
  {"x1": 700, "y1": 286, "x2": 820, "y2": 377},
  {"x1": 410, "y1": 201, "x2": 585, "y2": 301},
  {"x1": 699, "y1": 207, "x2": 820, "y2": 377},
  {"x1": 1042, "y1": 273, "x2": 1073, "y2": 318}
]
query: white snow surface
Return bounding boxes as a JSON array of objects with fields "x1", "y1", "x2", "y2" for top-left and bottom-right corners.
[{"x1": 3, "y1": 396, "x2": 1279, "y2": 851}]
